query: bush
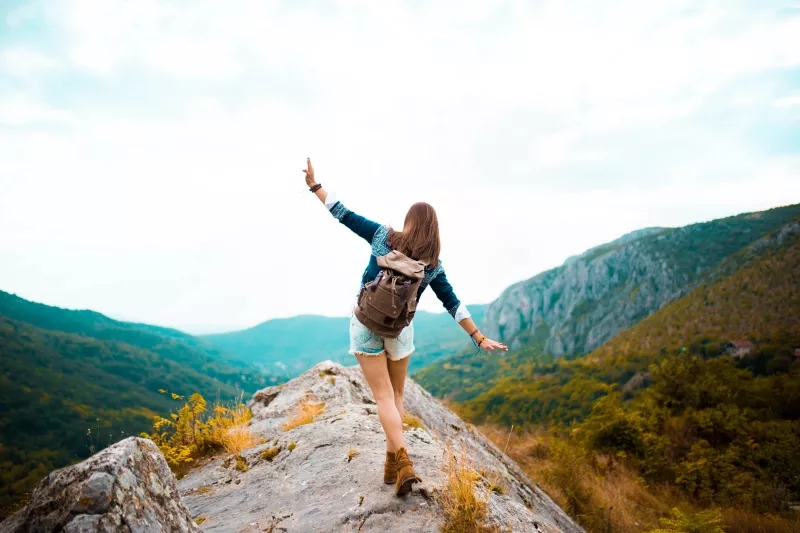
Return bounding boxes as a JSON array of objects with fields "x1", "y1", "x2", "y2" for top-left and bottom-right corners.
[
  {"x1": 140, "y1": 390, "x2": 257, "y2": 471},
  {"x1": 646, "y1": 507, "x2": 724, "y2": 533}
]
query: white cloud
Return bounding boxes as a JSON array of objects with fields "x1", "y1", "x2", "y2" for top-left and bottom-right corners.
[
  {"x1": 0, "y1": 47, "x2": 59, "y2": 77},
  {"x1": 774, "y1": 95, "x2": 800, "y2": 107},
  {"x1": 0, "y1": 93, "x2": 71, "y2": 126},
  {"x1": 0, "y1": 0, "x2": 798, "y2": 331}
]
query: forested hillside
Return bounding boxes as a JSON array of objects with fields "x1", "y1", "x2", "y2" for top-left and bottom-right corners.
[
  {"x1": 433, "y1": 222, "x2": 800, "y2": 530},
  {"x1": 458, "y1": 220, "x2": 800, "y2": 427},
  {"x1": 0, "y1": 292, "x2": 271, "y2": 511}
]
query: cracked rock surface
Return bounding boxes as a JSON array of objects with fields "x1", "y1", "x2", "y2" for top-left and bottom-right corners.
[
  {"x1": 179, "y1": 361, "x2": 583, "y2": 533},
  {"x1": 0, "y1": 437, "x2": 200, "y2": 533}
]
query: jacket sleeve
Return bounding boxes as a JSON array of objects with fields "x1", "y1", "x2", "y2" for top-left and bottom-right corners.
[
  {"x1": 325, "y1": 192, "x2": 381, "y2": 244},
  {"x1": 428, "y1": 265, "x2": 472, "y2": 322}
]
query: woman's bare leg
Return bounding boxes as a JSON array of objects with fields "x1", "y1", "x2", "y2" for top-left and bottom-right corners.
[
  {"x1": 355, "y1": 353, "x2": 405, "y2": 453},
  {"x1": 386, "y1": 356, "x2": 411, "y2": 453},
  {"x1": 387, "y1": 356, "x2": 410, "y2": 422}
]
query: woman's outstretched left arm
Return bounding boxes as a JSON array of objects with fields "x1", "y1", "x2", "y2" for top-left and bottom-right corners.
[{"x1": 429, "y1": 268, "x2": 508, "y2": 352}]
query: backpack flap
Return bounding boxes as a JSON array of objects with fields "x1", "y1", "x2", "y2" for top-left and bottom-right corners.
[{"x1": 376, "y1": 251, "x2": 426, "y2": 280}]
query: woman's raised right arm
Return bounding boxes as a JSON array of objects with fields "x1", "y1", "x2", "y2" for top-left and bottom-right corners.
[{"x1": 303, "y1": 157, "x2": 381, "y2": 244}]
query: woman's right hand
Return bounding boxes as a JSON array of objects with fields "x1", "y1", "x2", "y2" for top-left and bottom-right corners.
[{"x1": 302, "y1": 157, "x2": 316, "y2": 187}]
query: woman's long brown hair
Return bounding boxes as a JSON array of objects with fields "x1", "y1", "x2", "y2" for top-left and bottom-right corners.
[{"x1": 387, "y1": 202, "x2": 441, "y2": 269}]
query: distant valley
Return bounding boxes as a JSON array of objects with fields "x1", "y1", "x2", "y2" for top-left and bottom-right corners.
[{"x1": 202, "y1": 305, "x2": 486, "y2": 377}]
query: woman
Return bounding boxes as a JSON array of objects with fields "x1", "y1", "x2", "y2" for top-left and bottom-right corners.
[{"x1": 302, "y1": 157, "x2": 508, "y2": 495}]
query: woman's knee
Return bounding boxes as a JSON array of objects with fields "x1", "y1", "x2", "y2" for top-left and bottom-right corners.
[{"x1": 373, "y1": 388, "x2": 395, "y2": 405}]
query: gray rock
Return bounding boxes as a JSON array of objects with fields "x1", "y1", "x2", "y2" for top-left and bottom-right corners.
[
  {"x1": 179, "y1": 361, "x2": 583, "y2": 533},
  {"x1": 0, "y1": 437, "x2": 200, "y2": 533}
]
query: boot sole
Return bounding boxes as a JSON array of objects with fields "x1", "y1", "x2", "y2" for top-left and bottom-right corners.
[{"x1": 395, "y1": 474, "x2": 421, "y2": 495}]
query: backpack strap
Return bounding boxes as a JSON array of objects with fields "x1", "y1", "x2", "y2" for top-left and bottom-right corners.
[{"x1": 399, "y1": 280, "x2": 411, "y2": 304}]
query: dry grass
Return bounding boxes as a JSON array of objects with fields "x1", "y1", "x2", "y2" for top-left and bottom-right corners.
[
  {"x1": 222, "y1": 423, "x2": 259, "y2": 455},
  {"x1": 282, "y1": 398, "x2": 325, "y2": 431},
  {"x1": 403, "y1": 412, "x2": 425, "y2": 430},
  {"x1": 347, "y1": 448, "x2": 359, "y2": 462},
  {"x1": 287, "y1": 441, "x2": 296, "y2": 452},
  {"x1": 722, "y1": 509, "x2": 800, "y2": 533},
  {"x1": 435, "y1": 441, "x2": 500, "y2": 533},
  {"x1": 480, "y1": 425, "x2": 669, "y2": 532},
  {"x1": 479, "y1": 425, "x2": 800, "y2": 533},
  {"x1": 208, "y1": 393, "x2": 260, "y2": 455}
]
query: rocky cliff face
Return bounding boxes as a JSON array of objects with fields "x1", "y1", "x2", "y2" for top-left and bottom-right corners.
[
  {"x1": 482, "y1": 206, "x2": 800, "y2": 356},
  {"x1": 1, "y1": 361, "x2": 583, "y2": 533}
]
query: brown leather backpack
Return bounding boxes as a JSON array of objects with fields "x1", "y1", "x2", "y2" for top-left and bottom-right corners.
[{"x1": 354, "y1": 250, "x2": 427, "y2": 338}]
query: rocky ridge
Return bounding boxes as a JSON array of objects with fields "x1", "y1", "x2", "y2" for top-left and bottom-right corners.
[
  {"x1": 178, "y1": 361, "x2": 582, "y2": 532},
  {"x1": 1, "y1": 361, "x2": 583, "y2": 533}
]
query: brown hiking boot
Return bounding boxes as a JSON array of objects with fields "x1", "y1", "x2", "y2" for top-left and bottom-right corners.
[
  {"x1": 394, "y1": 447, "x2": 421, "y2": 495},
  {"x1": 384, "y1": 451, "x2": 397, "y2": 484}
]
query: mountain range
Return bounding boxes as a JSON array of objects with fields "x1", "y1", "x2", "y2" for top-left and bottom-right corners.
[{"x1": 415, "y1": 203, "x2": 800, "y2": 402}]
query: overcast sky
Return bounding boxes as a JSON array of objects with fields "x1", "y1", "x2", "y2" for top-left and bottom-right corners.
[{"x1": 1, "y1": 0, "x2": 799, "y2": 333}]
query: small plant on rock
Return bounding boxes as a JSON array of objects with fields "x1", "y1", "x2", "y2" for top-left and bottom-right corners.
[
  {"x1": 234, "y1": 454, "x2": 248, "y2": 472},
  {"x1": 261, "y1": 446, "x2": 281, "y2": 462},
  {"x1": 282, "y1": 398, "x2": 325, "y2": 431},
  {"x1": 403, "y1": 412, "x2": 425, "y2": 430},
  {"x1": 435, "y1": 441, "x2": 500, "y2": 533}
]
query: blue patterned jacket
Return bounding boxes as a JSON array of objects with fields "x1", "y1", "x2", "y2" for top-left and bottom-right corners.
[{"x1": 326, "y1": 195, "x2": 471, "y2": 322}]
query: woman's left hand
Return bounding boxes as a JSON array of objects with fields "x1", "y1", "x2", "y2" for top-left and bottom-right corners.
[{"x1": 479, "y1": 338, "x2": 508, "y2": 352}]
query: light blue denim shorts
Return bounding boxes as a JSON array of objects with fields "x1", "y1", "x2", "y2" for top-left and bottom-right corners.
[{"x1": 349, "y1": 313, "x2": 415, "y2": 361}]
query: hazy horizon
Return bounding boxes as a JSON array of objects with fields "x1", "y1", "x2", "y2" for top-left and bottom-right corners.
[{"x1": 2, "y1": 0, "x2": 799, "y2": 332}]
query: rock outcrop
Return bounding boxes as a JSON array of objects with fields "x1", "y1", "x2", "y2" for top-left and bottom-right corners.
[
  {"x1": 178, "y1": 361, "x2": 583, "y2": 533},
  {"x1": 482, "y1": 205, "x2": 800, "y2": 355},
  {"x1": 0, "y1": 437, "x2": 199, "y2": 533}
]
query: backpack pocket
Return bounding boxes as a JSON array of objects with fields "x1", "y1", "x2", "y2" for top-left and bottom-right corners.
[{"x1": 360, "y1": 280, "x2": 407, "y2": 319}]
